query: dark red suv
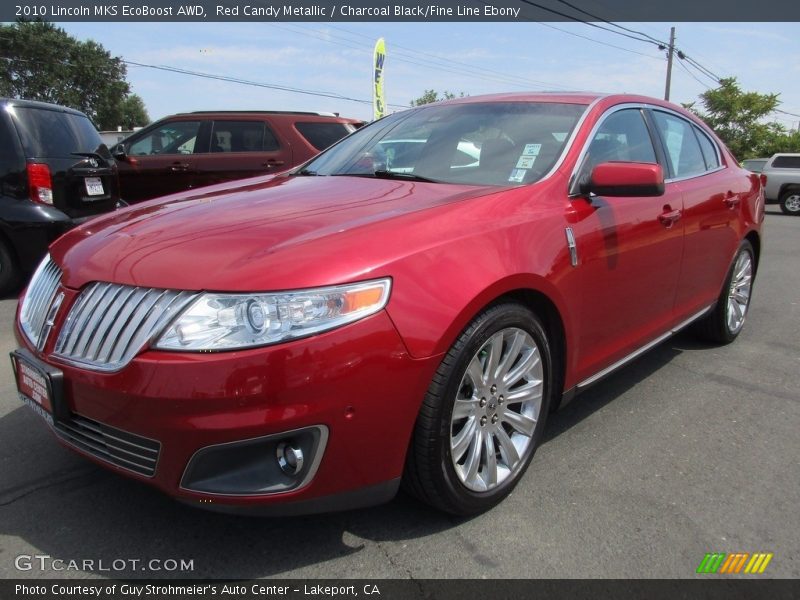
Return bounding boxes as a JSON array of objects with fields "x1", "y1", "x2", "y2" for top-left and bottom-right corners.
[
  {"x1": 13, "y1": 93, "x2": 763, "y2": 516},
  {"x1": 111, "y1": 111, "x2": 362, "y2": 203}
]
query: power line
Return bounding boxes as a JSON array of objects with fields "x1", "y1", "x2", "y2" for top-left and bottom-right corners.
[
  {"x1": 551, "y1": 0, "x2": 669, "y2": 46},
  {"x1": 535, "y1": 22, "x2": 664, "y2": 60},
  {"x1": 123, "y1": 60, "x2": 410, "y2": 109},
  {"x1": 515, "y1": 0, "x2": 663, "y2": 47},
  {"x1": 267, "y1": 22, "x2": 578, "y2": 91}
]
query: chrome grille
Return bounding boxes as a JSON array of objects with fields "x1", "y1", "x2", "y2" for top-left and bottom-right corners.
[
  {"x1": 19, "y1": 255, "x2": 62, "y2": 350},
  {"x1": 54, "y1": 413, "x2": 160, "y2": 477},
  {"x1": 54, "y1": 283, "x2": 198, "y2": 371}
]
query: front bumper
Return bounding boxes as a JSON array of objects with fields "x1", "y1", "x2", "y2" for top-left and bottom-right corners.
[{"x1": 15, "y1": 311, "x2": 440, "y2": 513}]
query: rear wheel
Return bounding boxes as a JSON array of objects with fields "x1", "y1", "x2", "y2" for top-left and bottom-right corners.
[
  {"x1": 403, "y1": 303, "x2": 554, "y2": 515},
  {"x1": 779, "y1": 190, "x2": 800, "y2": 215},
  {"x1": 694, "y1": 240, "x2": 755, "y2": 344},
  {"x1": 0, "y1": 240, "x2": 19, "y2": 296}
]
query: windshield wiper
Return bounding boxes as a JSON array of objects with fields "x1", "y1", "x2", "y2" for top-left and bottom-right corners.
[
  {"x1": 293, "y1": 168, "x2": 320, "y2": 176},
  {"x1": 373, "y1": 170, "x2": 439, "y2": 183},
  {"x1": 333, "y1": 170, "x2": 439, "y2": 183}
]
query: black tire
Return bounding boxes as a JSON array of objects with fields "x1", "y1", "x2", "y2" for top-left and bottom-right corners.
[
  {"x1": 403, "y1": 302, "x2": 555, "y2": 515},
  {"x1": 694, "y1": 240, "x2": 755, "y2": 344},
  {"x1": 779, "y1": 190, "x2": 800, "y2": 216},
  {"x1": 0, "y1": 240, "x2": 19, "y2": 297}
]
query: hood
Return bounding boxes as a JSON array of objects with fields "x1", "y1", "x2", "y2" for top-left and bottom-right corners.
[{"x1": 52, "y1": 174, "x2": 496, "y2": 291}]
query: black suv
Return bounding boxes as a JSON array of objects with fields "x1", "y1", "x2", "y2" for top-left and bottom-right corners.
[{"x1": 0, "y1": 98, "x2": 122, "y2": 293}]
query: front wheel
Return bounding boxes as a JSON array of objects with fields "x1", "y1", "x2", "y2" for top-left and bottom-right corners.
[
  {"x1": 694, "y1": 240, "x2": 755, "y2": 344},
  {"x1": 403, "y1": 303, "x2": 554, "y2": 515},
  {"x1": 779, "y1": 190, "x2": 800, "y2": 215}
]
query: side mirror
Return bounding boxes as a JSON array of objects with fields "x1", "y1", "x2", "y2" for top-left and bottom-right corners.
[
  {"x1": 111, "y1": 143, "x2": 127, "y2": 161},
  {"x1": 580, "y1": 162, "x2": 665, "y2": 197}
]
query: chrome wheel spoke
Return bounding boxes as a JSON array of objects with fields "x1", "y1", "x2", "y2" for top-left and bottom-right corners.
[
  {"x1": 463, "y1": 427, "x2": 483, "y2": 483},
  {"x1": 503, "y1": 347, "x2": 540, "y2": 386},
  {"x1": 451, "y1": 418, "x2": 476, "y2": 462},
  {"x1": 466, "y1": 356, "x2": 484, "y2": 387},
  {"x1": 484, "y1": 334, "x2": 503, "y2": 382},
  {"x1": 502, "y1": 409, "x2": 537, "y2": 436},
  {"x1": 483, "y1": 433, "x2": 498, "y2": 487},
  {"x1": 452, "y1": 397, "x2": 478, "y2": 420},
  {"x1": 496, "y1": 330, "x2": 524, "y2": 380},
  {"x1": 506, "y1": 379, "x2": 543, "y2": 403},
  {"x1": 495, "y1": 427, "x2": 520, "y2": 468}
]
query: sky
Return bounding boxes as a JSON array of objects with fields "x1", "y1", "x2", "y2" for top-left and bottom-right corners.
[{"x1": 57, "y1": 21, "x2": 800, "y2": 128}]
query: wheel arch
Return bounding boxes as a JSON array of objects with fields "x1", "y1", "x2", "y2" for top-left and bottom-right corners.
[
  {"x1": 744, "y1": 230, "x2": 761, "y2": 277},
  {"x1": 429, "y1": 275, "x2": 572, "y2": 410}
]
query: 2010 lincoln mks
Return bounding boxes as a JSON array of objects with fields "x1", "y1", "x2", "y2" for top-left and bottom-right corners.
[{"x1": 12, "y1": 93, "x2": 763, "y2": 515}]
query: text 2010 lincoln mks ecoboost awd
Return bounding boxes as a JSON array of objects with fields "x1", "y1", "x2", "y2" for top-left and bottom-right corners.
[{"x1": 12, "y1": 93, "x2": 763, "y2": 515}]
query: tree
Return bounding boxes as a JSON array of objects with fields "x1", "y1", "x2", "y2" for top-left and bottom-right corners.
[
  {"x1": 685, "y1": 77, "x2": 800, "y2": 159},
  {"x1": 0, "y1": 20, "x2": 150, "y2": 130},
  {"x1": 410, "y1": 89, "x2": 465, "y2": 106},
  {"x1": 114, "y1": 94, "x2": 150, "y2": 131}
]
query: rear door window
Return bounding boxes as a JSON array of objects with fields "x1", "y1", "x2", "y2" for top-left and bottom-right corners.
[
  {"x1": 295, "y1": 122, "x2": 353, "y2": 151},
  {"x1": 652, "y1": 111, "x2": 707, "y2": 178},
  {"x1": 12, "y1": 107, "x2": 103, "y2": 158},
  {"x1": 210, "y1": 120, "x2": 278, "y2": 153}
]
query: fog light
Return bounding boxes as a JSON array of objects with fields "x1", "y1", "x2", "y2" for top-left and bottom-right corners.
[{"x1": 276, "y1": 441, "x2": 304, "y2": 475}]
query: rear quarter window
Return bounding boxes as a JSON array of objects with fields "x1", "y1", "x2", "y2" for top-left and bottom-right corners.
[
  {"x1": 11, "y1": 107, "x2": 103, "y2": 158},
  {"x1": 295, "y1": 122, "x2": 353, "y2": 151}
]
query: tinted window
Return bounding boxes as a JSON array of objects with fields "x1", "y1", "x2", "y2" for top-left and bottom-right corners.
[
  {"x1": 11, "y1": 107, "x2": 103, "y2": 158},
  {"x1": 211, "y1": 120, "x2": 277, "y2": 152},
  {"x1": 295, "y1": 122, "x2": 352, "y2": 151},
  {"x1": 582, "y1": 109, "x2": 657, "y2": 177},
  {"x1": 129, "y1": 121, "x2": 201, "y2": 156},
  {"x1": 693, "y1": 126, "x2": 720, "y2": 169},
  {"x1": 771, "y1": 156, "x2": 800, "y2": 168},
  {"x1": 652, "y1": 111, "x2": 706, "y2": 178},
  {"x1": 304, "y1": 102, "x2": 586, "y2": 186}
]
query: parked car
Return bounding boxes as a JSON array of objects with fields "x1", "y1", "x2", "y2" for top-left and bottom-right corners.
[
  {"x1": 111, "y1": 111, "x2": 362, "y2": 203},
  {"x1": 0, "y1": 98, "x2": 122, "y2": 294},
  {"x1": 759, "y1": 153, "x2": 800, "y2": 215},
  {"x1": 742, "y1": 157, "x2": 769, "y2": 173},
  {"x1": 12, "y1": 92, "x2": 763, "y2": 516}
]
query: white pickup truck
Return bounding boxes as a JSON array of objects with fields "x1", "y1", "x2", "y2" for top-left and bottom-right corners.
[{"x1": 761, "y1": 153, "x2": 800, "y2": 215}]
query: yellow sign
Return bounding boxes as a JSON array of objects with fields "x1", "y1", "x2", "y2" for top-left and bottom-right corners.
[{"x1": 373, "y1": 38, "x2": 386, "y2": 120}]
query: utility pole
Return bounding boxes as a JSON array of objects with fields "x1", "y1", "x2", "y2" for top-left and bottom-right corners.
[{"x1": 664, "y1": 26, "x2": 675, "y2": 101}]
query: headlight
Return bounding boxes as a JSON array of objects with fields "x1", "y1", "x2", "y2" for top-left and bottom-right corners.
[{"x1": 154, "y1": 278, "x2": 391, "y2": 351}]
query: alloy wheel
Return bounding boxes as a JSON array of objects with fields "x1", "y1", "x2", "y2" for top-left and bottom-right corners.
[
  {"x1": 449, "y1": 327, "x2": 543, "y2": 492},
  {"x1": 727, "y1": 251, "x2": 753, "y2": 334}
]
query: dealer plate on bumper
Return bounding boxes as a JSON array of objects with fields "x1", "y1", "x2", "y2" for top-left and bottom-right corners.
[{"x1": 10, "y1": 348, "x2": 67, "y2": 425}]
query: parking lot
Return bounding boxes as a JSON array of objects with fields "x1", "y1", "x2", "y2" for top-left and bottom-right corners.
[{"x1": 0, "y1": 207, "x2": 797, "y2": 580}]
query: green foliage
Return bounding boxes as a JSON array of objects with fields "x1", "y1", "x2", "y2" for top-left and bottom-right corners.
[
  {"x1": 685, "y1": 77, "x2": 800, "y2": 160},
  {"x1": 410, "y1": 89, "x2": 465, "y2": 106},
  {"x1": 0, "y1": 20, "x2": 150, "y2": 130}
]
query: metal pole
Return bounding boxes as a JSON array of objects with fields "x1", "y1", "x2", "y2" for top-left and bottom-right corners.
[{"x1": 664, "y1": 26, "x2": 675, "y2": 101}]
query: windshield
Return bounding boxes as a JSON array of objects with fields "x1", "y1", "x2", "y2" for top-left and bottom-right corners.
[{"x1": 302, "y1": 101, "x2": 587, "y2": 186}]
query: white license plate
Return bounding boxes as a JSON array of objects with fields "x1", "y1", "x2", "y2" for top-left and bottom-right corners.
[{"x1": 85, "y1": 177, "x2": 104, "y2": 196}]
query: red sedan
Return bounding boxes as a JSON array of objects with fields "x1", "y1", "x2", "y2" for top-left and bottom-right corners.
[{"x1": 12, "y1": 93, "x2": 763, "y2": 515}]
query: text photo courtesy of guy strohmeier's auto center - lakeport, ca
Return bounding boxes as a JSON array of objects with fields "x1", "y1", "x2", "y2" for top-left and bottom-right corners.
[{"x1": 0, "y1": 0, "x2": 798, "y2": 597}]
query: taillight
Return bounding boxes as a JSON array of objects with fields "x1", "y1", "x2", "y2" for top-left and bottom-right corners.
[
  {"x1": 760, "y1": 174, "x2": 767, "y2": 188},
  {"x1": 27, "y1": 163, "x2": 53, "y2": 205}
]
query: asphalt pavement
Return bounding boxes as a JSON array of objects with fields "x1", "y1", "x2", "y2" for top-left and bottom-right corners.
[{"x1": 0, "y1": 208, "x2": 797, "y2": 580}]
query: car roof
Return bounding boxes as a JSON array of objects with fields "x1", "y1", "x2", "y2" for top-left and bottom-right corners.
[
  {"x1": 0, "y1": 97, "x2": 89, "y2": 117},
  {"x1": 169, "y1": 110, "x2": 359, "y2": 122}
]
